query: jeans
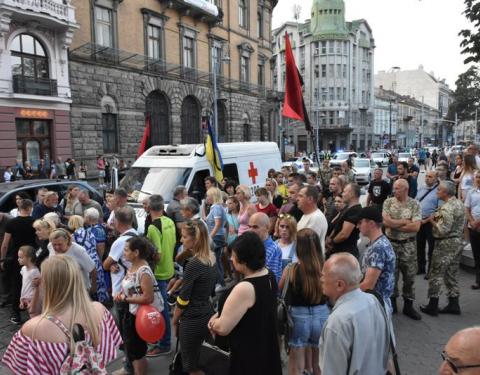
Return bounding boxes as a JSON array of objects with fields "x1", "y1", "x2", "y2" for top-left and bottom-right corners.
[
  {"x1": 416, "y1": 222, "x2": 435, "y2": 273},
  {"x1": 212, "y1": 236, "x2": 226, "y2": 286},
  {"x1": 289, "y1": 304, "x2": 329, "y2": 348},
  {"x1": 154, "y1": 279, "x2": 171, "y2": 350}
]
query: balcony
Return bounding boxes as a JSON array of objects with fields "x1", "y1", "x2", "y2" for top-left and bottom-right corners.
[
  {"x1": 70, "y1": 43, "x2": 280, "y2": 99},
  {"x1": 1, "y1": 0, "x2": 76, "y2": 24},
  {"x1": 157, "y1": 0, "x2": 222, "y2": 24},
  {"x1": 12, "y1": 75, "x2": 58, "y2": 96}
]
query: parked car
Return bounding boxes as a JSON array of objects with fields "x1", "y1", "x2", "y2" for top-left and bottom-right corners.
[
  {"x1": 398, "y1": 152, "x2": 412, "y2": 163},
  {"x1": 353, "y1": 159, "x2": 375, "y2": 185},
  {"x1": 329, "y1": 152, "x2": 357, "y2": 167},
  {"x1": 371, "y1": 152, "x2": 390, "y2": 167},
  {"x1": 282, "y1": 156, "x2": 315, "y2": 170},
  {"x1": 0, "y1": 179, "x2": 104, "y2": 214}
]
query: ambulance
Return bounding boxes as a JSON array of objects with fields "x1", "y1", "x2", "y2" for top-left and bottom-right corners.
[{"x1": 119, "y1": 142, "x2": 282, "y2": 233}]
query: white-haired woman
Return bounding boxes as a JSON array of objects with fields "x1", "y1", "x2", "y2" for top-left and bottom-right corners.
[
  {"x1": 236, "y1": 184, "x2": 256, "y2": 236},
  {"x1": 206, "y1": 187, "x2": 227, "y2": 290},
  {"x1": 84, "y1": 207, "x2": 106, "y2": 260},
  {"x1": 68, "y1": 216, "x2": 109, "y2": 303},
  {"x1": 2, "y1": 256, "x2": 122, "y2": 374}
]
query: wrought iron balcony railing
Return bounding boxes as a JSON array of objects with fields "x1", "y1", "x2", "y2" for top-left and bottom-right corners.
[{"x1": 12, "y1": 75, "x2": 58, "y2": 96}]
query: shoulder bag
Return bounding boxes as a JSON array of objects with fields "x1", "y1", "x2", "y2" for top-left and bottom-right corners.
[{"x1": 277, "y1": 263, "x2": 294, "y2": 353}]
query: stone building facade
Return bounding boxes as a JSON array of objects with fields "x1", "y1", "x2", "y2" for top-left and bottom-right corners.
[
  {"x1": 272, "y1": 0, "x2": 375, "y2": 153},
  {"x1": 0, "y1": 0, "x2": 78, "y2": 172},
  {"x1": 69, "y1": 0, "x2": 280, "y2": 170}
]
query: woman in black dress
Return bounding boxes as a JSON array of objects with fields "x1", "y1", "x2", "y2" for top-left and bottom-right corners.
[
  {"x1": 208, "y1": 232, "x2": 282, "y2": 375},
  {"x1": 172, "y1": 220, "x2": 217, "y2": 375}
]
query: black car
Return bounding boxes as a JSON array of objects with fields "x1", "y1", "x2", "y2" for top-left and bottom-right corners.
[{"x1": 0, "y1": 179, "x2": 104, "y2": 213}]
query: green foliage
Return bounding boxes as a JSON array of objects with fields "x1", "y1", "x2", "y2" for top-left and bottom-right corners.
[
  {"x1": 447, "y1": 66, "x2": 480, "y2": 121},
  {"x1": 460, "y1": 0, "x2": 480, "y2": 64}
]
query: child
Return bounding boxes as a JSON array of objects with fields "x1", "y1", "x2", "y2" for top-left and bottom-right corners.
[{"x1": 18, "y1": 245, "x2": 40, "y2": 318}]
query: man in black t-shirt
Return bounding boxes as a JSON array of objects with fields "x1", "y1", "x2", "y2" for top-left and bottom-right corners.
[
  {"x1": 0, "y1": 199, "x2": 36, "y2": 324},
  {"x1": 367, "y1": 168, "x2": 391, "y2": 209},
  {"x1": 326, "y1": 183, "x2": 362, "y2": 258}
]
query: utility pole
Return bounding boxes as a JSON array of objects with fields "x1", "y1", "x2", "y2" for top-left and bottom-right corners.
[
  {"x1": 420, "y1": 96, "x2": 424, "y2": 148},
  {"x1": 389, "y1": 99, "x2": 392, "y2": 147},
  {"x1": 212, "y1": 46, "x2": 219, "y2": 140}
]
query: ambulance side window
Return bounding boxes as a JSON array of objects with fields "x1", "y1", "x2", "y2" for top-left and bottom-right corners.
[
  {"x1": 223, "y1": 163, "x2": 239, "y2": 184},
  {"x1": 189, "y1": 169, "x2": 210, "y2": 202}
]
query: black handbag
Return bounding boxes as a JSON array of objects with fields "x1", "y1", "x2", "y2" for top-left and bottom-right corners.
[{"x1": 277, "y1": 264, "x2": 293, "y2": 351}]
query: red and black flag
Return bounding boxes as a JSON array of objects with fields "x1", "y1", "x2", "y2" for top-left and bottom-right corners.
[
  {"x1": 282, "y1": 32, "x2": 311, "y2": 133},
  {"x1": 137, "y1": 114, "x2": 151, "y2": 158}
]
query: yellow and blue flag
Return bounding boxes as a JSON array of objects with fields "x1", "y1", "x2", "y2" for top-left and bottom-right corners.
[{"x1": 205, "y1": 117, "x2": 224, "y2": 182}]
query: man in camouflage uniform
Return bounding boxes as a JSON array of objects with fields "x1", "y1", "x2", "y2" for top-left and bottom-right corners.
[
  {"x1": 382, "y1": 179, "x2": 422, "y2": 320},
  {"x1": 420, "y1": 180, "x2": 466, "y2": 316},
  {"x1": 318, "y1": 159, "x2": 332, "y2": 193}
]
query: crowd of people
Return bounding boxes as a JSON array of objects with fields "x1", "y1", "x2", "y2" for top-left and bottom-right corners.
[
  {"x1": 2, "y1": 155, "x2": 132, "y2": 185},
  {"x1": 0, "y1": 144, "x2": 479, "y2": 374}
]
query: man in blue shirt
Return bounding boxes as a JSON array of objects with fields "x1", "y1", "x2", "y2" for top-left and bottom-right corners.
[
  {"x1": 407, "y1": 158, "x2": 420, "y2": 198},
  {"x1": 416, "y1": 170, "x2": 440, "y2": 275},
  {"x1": 248, "y1": 212, "x2": 282, "y2": 282},
  {"x1": 358, "y1": 206, "x2": 396, "y2": 313}
]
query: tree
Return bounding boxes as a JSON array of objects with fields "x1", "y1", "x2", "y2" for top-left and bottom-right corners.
[
  {"x1": 447, "y1": 66, "x2": 480, "y2": 121},
  {"x1": 460, "y1": 0, "x2": 480, "y2": 64}
]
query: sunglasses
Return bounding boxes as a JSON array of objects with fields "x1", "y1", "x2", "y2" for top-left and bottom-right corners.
[
  {"x1": 278, "y1": 213, "x2": 292, "y2": 219},
  {"x1": 441, "y1": 351, "x2": 480, "y2": 373}
]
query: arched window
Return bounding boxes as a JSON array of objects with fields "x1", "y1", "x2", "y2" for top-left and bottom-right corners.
[
  {"x1": 242, "y1": 112, "x2": 250, "y2": 142},
  {"x1": 215, "y1": 100, "x2": 227, "y2": 143},
  {"x1": 181, "y1": 96, "x2": 201, "y2": 143},
  {"x1": 11, "y1": 34, "x2": 48, "y2": 79},
  {"x1": 146, "y1": 91, "x2": 170, "y2": 145}
]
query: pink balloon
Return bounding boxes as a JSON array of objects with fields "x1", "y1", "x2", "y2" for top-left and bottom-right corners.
[{"x1": 135, "y1": 305, "x2": 166, "y2": 344}]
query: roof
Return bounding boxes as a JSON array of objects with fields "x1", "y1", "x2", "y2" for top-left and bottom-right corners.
[{"x1": 0, "y1": 179, "x2": 69, "y2": 193}]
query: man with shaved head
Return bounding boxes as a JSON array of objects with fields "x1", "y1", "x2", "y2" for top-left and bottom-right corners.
[
  {"x1": 319, "y1": 253, "x2": 391, "y2": 374},
  {"x1": 439, "y1": 327, "x2": 480, "y2": 374},
  {"x1": 248, "y1": 212, "x2": 282, "y2": 282},
  {"x1": 383, "y1": 179, "x2": 422, "y2": 320}
]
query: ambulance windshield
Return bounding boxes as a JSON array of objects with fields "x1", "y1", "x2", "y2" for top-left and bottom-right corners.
[{"x1": 120, "y1": 167, "x2": 191, "y2": 203}]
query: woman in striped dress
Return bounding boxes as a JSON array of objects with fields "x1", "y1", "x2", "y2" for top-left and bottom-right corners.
[
  {"x1": 2, "y1": 255, "x2": 122, "y2": 374},
  {"x1": 172, "y1": 219, "x2": 217, "y2": 375}
]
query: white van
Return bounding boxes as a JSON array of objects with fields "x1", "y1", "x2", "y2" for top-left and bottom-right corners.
[{"x1": 119, "y1": 142, "x2": 282, "y2": 233}]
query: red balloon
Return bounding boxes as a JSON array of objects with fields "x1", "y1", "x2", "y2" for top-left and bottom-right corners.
[{"x1": 135, "y1": 305, "x2": 166, "y2": 344}]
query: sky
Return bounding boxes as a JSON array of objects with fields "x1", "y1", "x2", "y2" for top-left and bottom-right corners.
[{"x1": 272, "y1": 0, "x2": 470, "y2": 89}]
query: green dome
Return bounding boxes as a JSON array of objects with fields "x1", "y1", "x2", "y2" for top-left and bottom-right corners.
[{"x1": 310, "y1": 0, "x2": 347, "y2": 37}]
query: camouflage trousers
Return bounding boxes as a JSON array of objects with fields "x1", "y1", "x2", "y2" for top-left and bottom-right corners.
[
  {"x1": 392, "y1": 240, "x2": 417, "y2": 300},
  {"x1": 427, "y1": 238, "x2": 463, "y2": 298}
]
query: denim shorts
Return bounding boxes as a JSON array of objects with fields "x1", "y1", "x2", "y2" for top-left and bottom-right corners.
[{"x1": 289, "y1": 304, "x2": 330, "y2": 348}]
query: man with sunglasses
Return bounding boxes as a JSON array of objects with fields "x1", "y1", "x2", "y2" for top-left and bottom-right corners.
[{"x1": 439, "y1": 327, "x2": 480, "y2": 374}]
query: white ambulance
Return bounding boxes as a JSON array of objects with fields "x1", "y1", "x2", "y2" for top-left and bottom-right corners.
[{"x1": 119, "y1": 142, "x2": 282, "y2": 233}]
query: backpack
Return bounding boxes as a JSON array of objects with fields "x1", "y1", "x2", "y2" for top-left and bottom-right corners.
[{"x1": 46, "y1": 315, "x2": 106, "y2": 375}]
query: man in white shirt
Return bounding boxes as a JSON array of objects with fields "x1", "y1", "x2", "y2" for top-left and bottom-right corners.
[
  {"x1": 297, "y1": 185, "x2": 328, "y2": 252},
  {"x1": 319, "y1": 253, "x2": 391, "y2": 375}
]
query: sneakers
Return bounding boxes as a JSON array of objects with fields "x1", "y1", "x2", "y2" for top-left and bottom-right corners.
[
  {"x1": 10, "y1": 315, "x2": 21, "y2": 325},
  {"x1": 146, "y1": 347, "x2": 172, "y2": 357}
]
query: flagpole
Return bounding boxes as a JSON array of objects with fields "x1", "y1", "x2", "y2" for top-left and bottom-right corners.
[{"x1": 212, "y1": 47, "x2": 219, "y2": 142}]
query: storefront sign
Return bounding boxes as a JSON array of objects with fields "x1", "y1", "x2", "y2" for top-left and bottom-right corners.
[{"x1": 18, "y1": 109, "x2": 51, "y2": 119}]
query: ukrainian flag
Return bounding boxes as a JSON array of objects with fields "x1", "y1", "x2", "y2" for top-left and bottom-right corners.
[{"x1": 205, "y1": 117, "x2": 224, "y2": 182}]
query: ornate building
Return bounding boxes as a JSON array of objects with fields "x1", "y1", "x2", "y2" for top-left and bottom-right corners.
[
  {"x1": 69, "y1": 0, "x2": 280, "y2": 170},
  {"x1": 272, "y1": 0, "x2": 375, "y2": 153},
  {"x1": 0, "y1": 0, "x2": 78, "y2": 171}
]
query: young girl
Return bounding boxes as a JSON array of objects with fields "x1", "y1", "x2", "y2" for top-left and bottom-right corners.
[
  {"x1": 115, "y1": 236, "x2": 163, "y2": 375},
  {"x1": 18, "y1": 246, "x2": 40, "y2": 318}
]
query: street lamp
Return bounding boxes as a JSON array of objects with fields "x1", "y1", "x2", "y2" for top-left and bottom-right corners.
[{"x1": 211, "y1": 45, "x2": 230, "y2": 140}]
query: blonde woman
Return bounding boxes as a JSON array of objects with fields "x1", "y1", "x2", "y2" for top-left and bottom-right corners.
[
  {"x1": 60, "y1": 185, "x2": 80, "y2": 219},
  {"x1": 460, "y1": 154, "x2": 478, "y2": 201},
  {"x1": 68, "y1": 216, "x2": 109, "y2": 303},
  {"x1": 173, "y1": 220, "x2": 217, "y2": 375},
  {"x1": 275, "y1": 213, "x2": 298, "y2": 270},
  {"x1": 265, "y1": 178, "x2": 283, "y2": 209},
  {"x1": 236, "y1": 184, "x2": 257, "y2": 236},
  {"x1": 33, "y1": 218, "x2": 56, "y2": 268},
  {"x1": 2, "y1": 256, "x2": 122, "y2": 374}
]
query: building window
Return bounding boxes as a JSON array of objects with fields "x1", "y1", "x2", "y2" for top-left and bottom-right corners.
[
  {"x1": 241, "y1": 56, "x2": 249, "y2": 83},
  {"x1": 183, "y1": 36, "x2": 195, "y2": 68},
  {"x1": 328, "y1": 64, "x2": 334, "y2": 77},
  {"x1": 321, "y1": 64, "x2": 326, "y2": 78},
  {"x1": 146, "y1": 90, "x2": 170, "y2": 145},
  {"x1": 95, "y1": 6, "x2": 113, "y2": 47},
  {"x1": 181, "y1": 96, "x2": 201, "y2": 143},
  {"x1": 243, "y1": 123, "x2": 250, "y2": 141},
  {"x1": 216, "y1": 100, "x2": 228, "y2": 142},
  {"x1": 239, "y1": 0, "x2": 248, "y2": 29},
  {"x1": 212, "y1": 42, "x2": 223, "y2": 75},
  {"x1": 147, "y1": 24, "x2": 162, "y2": 60},
  {"x1": 321, "y1": 41, "x2": 327, "y2": 54},
  {"x1": 102, "y1": 113, "x2": 118, "y2": 153},
  {"x1": 258, "y1": 63, "x2": 265, "y2": 86},
  {"x1": 11, "y1": 34, "x2": 49, "y2": 79},
  {"x1": 343, "y1": 64, "x2": 347, "y2": 78},
  {"x1": 257, "y1": 9, "x2": 263, "y2": 39},
  {"x1": 329, "y1": 41, "x2": 334, "y2": 54}
]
